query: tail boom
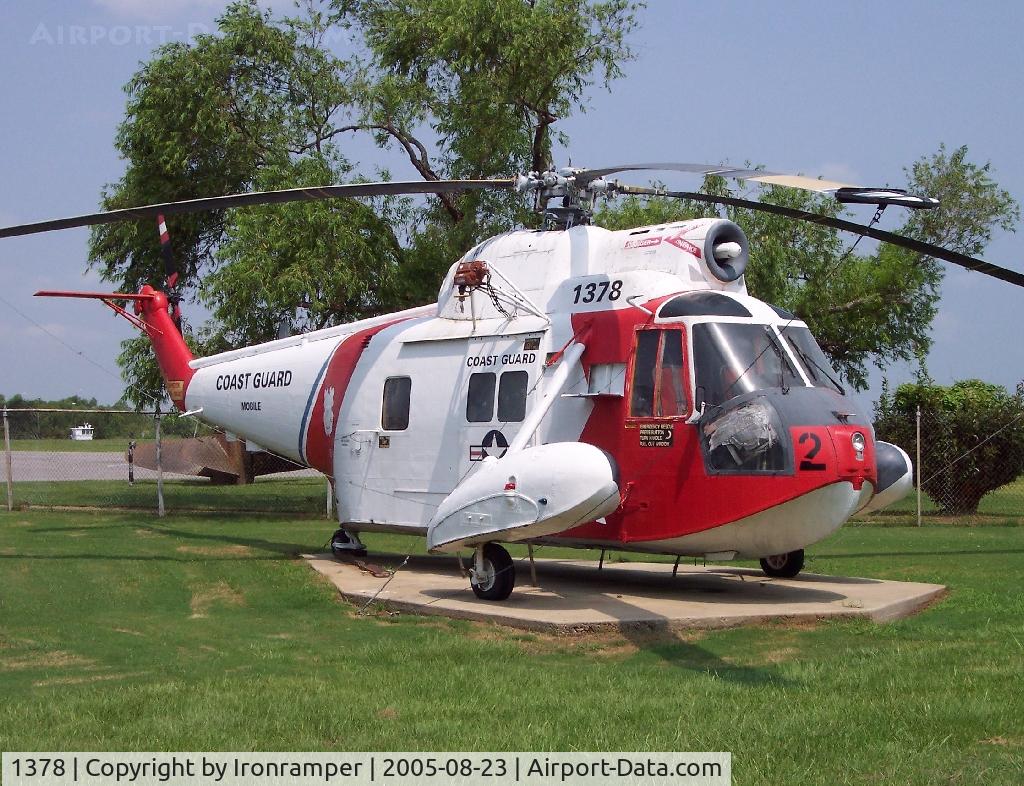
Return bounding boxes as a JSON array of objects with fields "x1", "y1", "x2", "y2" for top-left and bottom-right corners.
[{"x1": 35, "y1": 284, "x2": 194, "y2": 410}]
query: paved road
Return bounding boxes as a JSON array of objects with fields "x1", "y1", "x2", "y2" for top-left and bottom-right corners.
[
  {"x1": 9, "y1": 451, "x2": 193, "y2": 482},
  {"x1": 7, "y1": 451, "x2": 319, "y2": 482}
]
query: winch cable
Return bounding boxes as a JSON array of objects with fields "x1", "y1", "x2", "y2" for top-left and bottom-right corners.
[{"x1": 357, "y1": 555, "x2": 410, "y2": 614}]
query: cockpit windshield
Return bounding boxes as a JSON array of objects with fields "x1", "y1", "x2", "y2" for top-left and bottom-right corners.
[
  {"x1": 780, "y1": 326, "x2": 845, "y2": 395},
  {"x1": 692, "y1": 323, "x2": 803, "y2": 407}
]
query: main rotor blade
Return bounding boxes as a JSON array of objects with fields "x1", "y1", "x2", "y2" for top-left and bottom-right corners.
[
  {"x1": 617, "y1": 185, "x2": 1024, "y2": 288},
  {"x1": 580, "y1": 162, "x2": 853, "y2": 193},
  {"x1": 0, "y1": 179, "x2": 516, "y2": 239},
  {"x1": 582, "y1": 163, "x2": 938, "y2": 209}
]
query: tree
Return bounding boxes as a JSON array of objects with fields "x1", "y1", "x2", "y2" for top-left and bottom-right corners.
[
  {"x1": 875, "y1": 379, "x2": 1024, "y2": 515},
  {"x1": 201, "y1": 152, "x2": 410, "y2": 348},
  {"x1": 91, "y1": 1, "x2": 366, "y2": 405},
  {"x1": 335, "y1": 0, "x2": 639, "y2": 198},
  {"x1": 595, "y1": 145, "x2": 1019, "y2": 390},
  {"x1": 90, "y1": 0, "x2": 641, "y2": 405}
]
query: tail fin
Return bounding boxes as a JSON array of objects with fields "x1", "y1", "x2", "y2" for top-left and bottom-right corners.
[{"x1": 34, "y1": 287, "x2": 195, "y2": 410}]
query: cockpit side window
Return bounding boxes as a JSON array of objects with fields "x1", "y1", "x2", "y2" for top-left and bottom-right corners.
[
  {"x1": 780, "y1": 327, "x2": 845, "y2": 395},
  {"x1": 629, "y1": 331, "x2": 660, "y2": 417},
  {"x1": 659, "y1": 330, "x2": 688, "y2": 416},
  {"x1": 629, "y1": 329, "x2": 690, "y2": 418}
]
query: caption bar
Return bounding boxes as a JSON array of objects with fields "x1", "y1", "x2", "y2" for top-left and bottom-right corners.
[{"x1": 3, "y1": 752, "x2": 730, "y2": 786}]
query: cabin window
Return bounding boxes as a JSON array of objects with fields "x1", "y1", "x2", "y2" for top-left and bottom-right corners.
[
  {"x1": 381, "y1": 376, "x2": 411, "y2": 431},
  {"x1": 629, "y1": 329, "x2": 690, "y2": 418},
  {"x1": 467, "y1": 372, "x2": 496, "y2": 422},
  {"x1": 498, "y1": 370, "x2": 528, "y2": 422}
]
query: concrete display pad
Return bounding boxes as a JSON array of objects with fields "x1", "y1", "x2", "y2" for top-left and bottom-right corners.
[{"x1": 303, "y1": 553, "x2": 945, "y2": 632}]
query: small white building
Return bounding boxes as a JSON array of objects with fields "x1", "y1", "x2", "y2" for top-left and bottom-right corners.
[{"x1": 69, "y1": 423, "x2": 95, "y2": 441}]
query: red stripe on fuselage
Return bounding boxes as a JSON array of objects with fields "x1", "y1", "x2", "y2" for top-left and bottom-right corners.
[{"x1": 303, "y1": 319, "x2": 405, "y2": 476}]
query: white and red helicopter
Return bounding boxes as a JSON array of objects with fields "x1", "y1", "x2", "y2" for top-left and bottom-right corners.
[{"x1": 5, "y1": 163, "x2": 1022, "y2": 600}]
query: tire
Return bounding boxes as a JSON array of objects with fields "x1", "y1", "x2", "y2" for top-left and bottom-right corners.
[
  {"x1": 760, "y1": 549, "x2": 805, "y2": 578},
  {"x1": 330, "y1": 529, "x2": 367, "y2": 559},
  {"x1": 470, "y1": 543, "x2": 515, "y2": 601}
]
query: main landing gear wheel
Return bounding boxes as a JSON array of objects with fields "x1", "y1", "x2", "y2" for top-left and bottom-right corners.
[
  {"x1": 330, "y1": 528, "x2": 367, "y2": 559},
  {"x1": 760, "y1": 549, "x2": 805, "y2": 578},
  {"x1": 469, "y1": 543, "x2": 515, "y2": 601}
]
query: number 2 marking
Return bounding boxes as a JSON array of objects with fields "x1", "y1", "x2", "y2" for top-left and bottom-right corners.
[{"x1": 798, "y1": 432, "x2": 827, "y2": 471}]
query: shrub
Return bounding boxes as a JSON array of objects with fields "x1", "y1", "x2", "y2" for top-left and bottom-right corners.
[{"x1": 875, "y1": 379, "x2": 1024, "y2": 514}]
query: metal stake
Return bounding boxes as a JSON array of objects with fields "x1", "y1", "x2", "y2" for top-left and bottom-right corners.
[
  {"x1": 155, "y1": 403, "x2": 165, "y2": 517},
  {"x1": 673, "y1": 555, "x2": 681, "y2": 577},
  {"x1": 916, "y1": 404, "x2": 922, "y2": 527},
  {"x1": 527, "y1": 543, "x2": 538, "y2": 586},
  {"x1": 598, "y1": 549, "x2": 605, "y2": 570},
  {"x1": 3, "y1": 408, "x2": 13, "y2": 512}
]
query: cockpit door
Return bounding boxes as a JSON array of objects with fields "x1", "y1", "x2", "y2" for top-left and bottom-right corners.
[{"x1": 627, "y1": 328, "x2": 692, "y2": 421}]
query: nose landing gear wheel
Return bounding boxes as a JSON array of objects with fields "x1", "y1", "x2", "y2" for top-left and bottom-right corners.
[
  {"x1": 470, "y1": 543, "x2": 515, "y2": 601},
  {"x1": 330, "y1": 529, "x2": 367, "y2": 559},
  {"x1": 760, "y1": 548, "x2": 805, "y2": 578}
]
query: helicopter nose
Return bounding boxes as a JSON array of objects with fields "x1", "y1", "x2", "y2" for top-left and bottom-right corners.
[{"x1": 860, "y1": 440, "x2": 914, "y2": 513}]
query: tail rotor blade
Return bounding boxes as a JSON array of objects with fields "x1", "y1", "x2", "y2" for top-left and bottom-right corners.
[{"x1": 157, "y1": 214, "x2": 178, "y2": 290}]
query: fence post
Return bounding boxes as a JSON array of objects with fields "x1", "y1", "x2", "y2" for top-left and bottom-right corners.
[
  {"x1": 3, "y1": 407, "x2": 12, "y2": 512},
  {"x1": 916, "y1": 404, "x2": 922, "y2": 527},
  {"x1": 155, "y1": 403, "x2": 165, "y2": 518},
  {"x1": 128, "y1": 440, "x2": 136, "y2": 486}
]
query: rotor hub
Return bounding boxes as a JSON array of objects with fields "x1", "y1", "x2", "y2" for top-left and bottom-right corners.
[{"x1": 515, "y1": 167, "x2": 614, "y2": 228}]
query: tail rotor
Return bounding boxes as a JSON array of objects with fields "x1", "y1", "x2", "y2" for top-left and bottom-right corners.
[{"x1": 156, "y1": 214, "x2": 182, "y2": 327}]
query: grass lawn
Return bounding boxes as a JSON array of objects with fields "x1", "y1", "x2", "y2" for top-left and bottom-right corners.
[
  {"x1": 0, "y1": 509, "x2": 1021, "y2": 784},
  {"x1": 860, "y1": 476, "x2": 1024, "y2": 523}
]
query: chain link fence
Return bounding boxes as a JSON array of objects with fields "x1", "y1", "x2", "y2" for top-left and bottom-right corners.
[
  {"x1": 869, "y1": 404, "x2": 1024, "y2": 525},
  {"x1": 5, "y1": 403, "x2": 1022, "y2": 524},
  {"x1": 2, "y1": 407, "x2": 331, "y2": 517}
]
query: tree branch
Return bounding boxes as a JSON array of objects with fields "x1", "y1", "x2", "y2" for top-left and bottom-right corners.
[
  {"x1": 825, "y1": 289, "x2": 917, "y2": 315},
  {"x1": 521, "y1": 98, "x2": 557, "y2": 174},
  {"x1": 308, "y1": 121, "x2": 463, "y2": 223},
  {"x1": 825, "y1": 293, "x2": 885, "y2": 315}
]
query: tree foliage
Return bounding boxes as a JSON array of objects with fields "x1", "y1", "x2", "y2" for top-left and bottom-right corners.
[
  {"x1": 90, "y1": 0, "x2": 640, "y2": 405},
  {"x1": 202, "y1": 152, "x2": 410, "y2": 348},
  {"x1": 874, "y1": 379, "x2": 1024, "y2": 515},
  {"x1": 0, "y1": 394, "x2": 204, "y2": 438}
]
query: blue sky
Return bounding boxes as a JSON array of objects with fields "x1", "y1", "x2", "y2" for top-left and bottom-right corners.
[{"x1": 1, "y1": 0, "x2": 1022, "y2": 414}]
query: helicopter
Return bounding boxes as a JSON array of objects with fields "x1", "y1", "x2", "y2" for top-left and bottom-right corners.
[{"x1": 4, "y1": 163, "x2": 1023, "y2": 601}]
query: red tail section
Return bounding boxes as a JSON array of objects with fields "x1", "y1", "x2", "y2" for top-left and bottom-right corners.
[{"x1": 35, "y1": 285, "x2": 195, "y2": 410}]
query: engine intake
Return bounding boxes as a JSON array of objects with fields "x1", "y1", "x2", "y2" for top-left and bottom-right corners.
[{"x1": 703, "y1": 220, "x2": 750, "y2": 282}]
